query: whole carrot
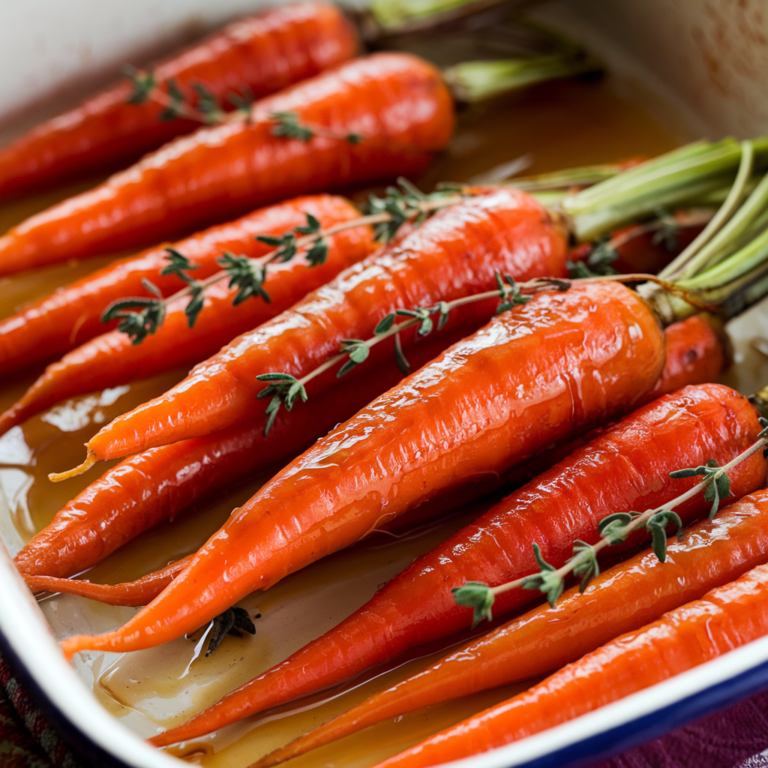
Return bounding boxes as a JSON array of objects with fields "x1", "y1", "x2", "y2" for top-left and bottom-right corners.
[
  {"x1": 51, "y1": 187, "x2": 568, "y2": 472},
  {"x1": 15, "y1": 327, "x2": 473, "y2": 583},
  {"x1": 147, "y1": 382, "x2": 766, "y2": 747},
  {"x1": 60, "y1": 279, "x2": 667, "y2": 661},
  {"x1": 0, "y1": 194, "x2": 369, "y2": 378},
  {"x1": 255, "y1": 469, "x2": 768, "y2": 768},
  {"x1": 0, "y1": 53, "x2": 453, "y2": 275},
  {"x1": 373, "y1": 542, "x2": 768, "y2": 768},
  {"x1": 20, "y1": 313, "x2": 729, "y2": 605},
  {"x1": 0, "y1": 2, "x2": 358, "y2": 201},
  {"x1": 0, "y1": 197, "x2": 375, "y2": 435}
]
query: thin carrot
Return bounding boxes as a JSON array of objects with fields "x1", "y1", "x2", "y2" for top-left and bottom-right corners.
[
  {"x1": 60, "y1": 280, "x2": 667, "y2": 662},
  {"x1": 0, "y1": 197, "x2": 374, "y2": 434},
  {"x1": 372, "y1": 537, "x2": 768, "y2": 768},
  {"x1": 0, "y1": 194, "x2": 370, "y2": 377},
  {"x1": 0, "y1": 52, "x2": 453, "y2": 275},
  {"x1": 51, "y1": 187, "x2": 568, "y2": 471},
  {"x1": 0, "y1": 2, "x2": 358, "y2": 201},
  {"x1": 254, "y1": 465, "x2": 768, "y2": 768},
  {"x1": 15, "y1": 326, "x2": 474, "y2": 583},
  {"x1": 21, "y1": 312, "x2": 729, "y2": 605},
  {"x1": 147, "y1": 382, "x2": 766, "y2": 747}
]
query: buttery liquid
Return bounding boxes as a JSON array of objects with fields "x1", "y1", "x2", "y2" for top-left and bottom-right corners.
[{"x1": 0, "y1": 72, "x2": 698, "y2": 768}]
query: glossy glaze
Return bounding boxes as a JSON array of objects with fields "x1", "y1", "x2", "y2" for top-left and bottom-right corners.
[
  {"x1": 81, "y1": 186, "x2": 568, "y2": 462},
  {"x1": 0, "y1": 195, "x2": 374, "y2": 433},
  {"x1": 0, "y1": 52, "x2": 452, "y2": 274},
  {"x1": 258, "y1": 441, "x2": 768, "y2": 767},
  {"x1": 0, "y1": 2, "x2": 358, "y2": 201},
  {"x1": 375, "y1": 511, "x2": 768, "y2": 768}
]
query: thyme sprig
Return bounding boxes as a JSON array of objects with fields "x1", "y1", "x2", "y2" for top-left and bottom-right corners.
[
  {"x1": 453, "y1": 418, "x2": 768, "y2": 626},
  {"x1": 103, "y1": 182, "x2": 466, "y2": 343},
  {"x1": 256, "y1": 273, "x2": 570, "y2": 436}
]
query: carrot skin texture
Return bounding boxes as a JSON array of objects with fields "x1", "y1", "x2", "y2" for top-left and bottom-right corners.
[
  {"x1": 0, "y1": 194, "x2": 366, "y2": 378},
  {"x1": 374, "y1": 539, "x2": 768, "y2": 768},
  {"x1": 81, "y1": 187, "x2": 569, "y2": 462},
  {"x1": 149, "y1": 382, "x2": 765, "y2": 747},
  {"x1": 256, "y1": 472, "x2": 768, "y2": 768},
  {"x1": 0, "y1": 197, "x2": 374, "y2": 435},
  {"x1": 0, "y1": 53, "x2": 453, "y2": 275},
  {"x1": 61, "y1": 280, "x2": 666, "y2": 662},
  {"x1": 0, "y1": 2, "x2": 358, "y2": 201},
  {"x1": 21, "y1": 312, "x2": 724, "y2": 603},
  {"x1": 15, "y1": 328, "x2": 471, "y2": 583}
]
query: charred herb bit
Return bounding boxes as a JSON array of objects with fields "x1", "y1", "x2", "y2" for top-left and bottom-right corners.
[{"x1": 453, "y1": 418, "x2": 768, "y2": 620}]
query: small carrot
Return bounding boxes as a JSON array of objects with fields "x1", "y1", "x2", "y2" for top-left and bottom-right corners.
[
  {"x1": 0, "y1": 197, "x2": 375, "y2": 435},
  {"x1": 0, "y1": 52, "x2": 454, "y2": 275},
  {"x1": 15, "y1": 326, "x2": 473, "y2": 583},
  {"x1": 253, "y1": 478, "x2": 768, "y2": 768},
  {"x1": 51, "y1": 186, "x2": 569, "y2": 472},
  {"x1": 0, "y1": 2, "x2": 359, "y2": 201},
  {"x1": 21, "y1": 312, "x2": 729, "y2": 605},
  {"x1": 60, "y1": 280, "x2": 667, "y2": 661},
  {"x1": 372, "y1": 531, "x2": 768, "y2": 768},
  {"x1": 0, "y1": 194, "x2": 369, "y2": 377},
  {"x1": 147, "y1": 382, "x2": 766, "y2": 747}
]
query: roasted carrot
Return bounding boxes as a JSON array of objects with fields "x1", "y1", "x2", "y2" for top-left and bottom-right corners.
[
  {"x1": 20, "y1": 311, "x2": 729, "y2": 606},
  {"x1": 0, "y1": 2, "x2": 358, "y2": 201},
  {"x1": 0, "y1": 198, "x2": 375, "y2": 435},
  {"x1": 147, "y1": 382, "x2": 766, "y2": 747},
  {"x1": 0, "y1": 194, "x2": 369, "y2": 378},
  {"x1": 50, "y1": 186, "x2": 568, "y2": 471},
  {"x1": 15, "y1": 326, "x2": 474, "y2": 583},
  {"x1": 255, "y1": 466, "x2": 768, "y2": 768},
  {"x1": 0, "y1": 53, "x2": 453, "y2": 275},
  {"x1": 60, "y1": 279, "x2": 667, "y2": 661},
  {"x1": 373, "y1": 536, "x2": 768, "y2": 768}
]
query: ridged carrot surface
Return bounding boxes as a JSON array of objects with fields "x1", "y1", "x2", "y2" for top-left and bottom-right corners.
[
  {"x1": 65, "y1": 187, "x2": 569, "y2": 466},
  {"x1": 21, "y1": 313, "x2": 728, "y2": 606},
  {"x1": 15, "y1": 327, "x2": 472, "y2": 583},
  {"x1": 0, "y1": 194, "x2": 367, "y2": 377},
  {"x1": 60, "y1": 280, "x2": 666, "y2": 661},
  {"x1": 0, "y1": 2, "x2": 358, "y2": 200},
  {"x1": 256, "y1": 475, "x2": 768, "y2": 768},
  {"x1": 375, "y1": 539, "x2": 768, "y2": 768},
  {"x1": 0, "y1": 198, "x2": 374, "y2": 435},
  {"x1": 0, "y1": 52, "x2": 452, "y2": 275},
  {"x1": 148, "y1": 382, "x2": 765, "y2": 747}
]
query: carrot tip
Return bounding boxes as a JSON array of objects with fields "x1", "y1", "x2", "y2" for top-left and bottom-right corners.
[{"x1": 48, "y1": 449, "x2": 97, "y2": 483}]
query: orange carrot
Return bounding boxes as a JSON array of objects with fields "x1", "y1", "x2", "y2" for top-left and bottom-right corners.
[
  {"x1": 0, "y1": 2, "x2": 358, "y2": 200},
  {"x1": 0, "y1": 53, "x2": 453, "y2": 275},
  {"x1": 373, "y1": 530, "x2": 768, "y2": 768},
  {"x1": 255, "y1": 472, "x2": 768, "y2": 768},
  {"x1": 0, "y1": 194, "x2": 369, "y2": 377},
  {"x1": 60, "y1": 280, "x2": 667, "y2": 662},
  {"x1": 22, "y1": 311, "x2": 729, "y2": 606},
  {"x1": 148, "y1": 382, "x2": 766, "y2": 747},
  {"x1": 0, "y1": 197, "x2": 375, "y2": 434},
  {"x1": 50, "y1": 187, "x2": 567, "y2": 472}
]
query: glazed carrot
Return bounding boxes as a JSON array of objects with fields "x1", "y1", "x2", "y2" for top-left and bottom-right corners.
[
  {"x1": 146, "y1": 382, "x2": 766, "y2": 747},
  {"x1": 15, "y1": 327, "x2": 473, "y2": 583},
  {"x1": 53, "y1": 187, "x2": 568, "y2": 470},
  {"x1": 0, "y1": 2, "x2": 358, "y2": 201},
  {"x1": 21, "y1": 311, "x2": 728, "y2": 605},
  {"x1": 373, "y1": 545, "x2": 768, "y2": 768},
  {"x1": 0, "y1": 198, "x2": 375, "y2": 435},
  {"x1": 0, "y1": 194, "x2": 369, "y2": 378},
  {"x1": 255, "y1": 474, "x2": 768, "y2": 768},
  {"x1": 60, "y1": 280, "x2": 667, "y2": 662},
  {"x1": 0, "y1": 53, "x2": 453, "y2": 275}
]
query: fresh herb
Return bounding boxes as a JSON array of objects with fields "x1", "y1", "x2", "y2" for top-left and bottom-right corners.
[
  {"x1": 268, "y1": 111, "x2": 365, "y2": 145},
  {"x1": 452, "y1": 417, "x2": 768, "y2": 622}
]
